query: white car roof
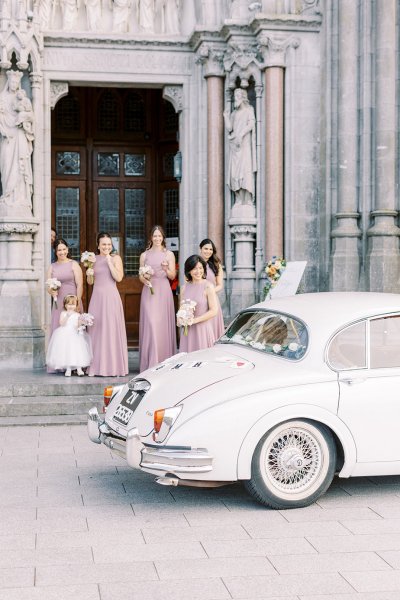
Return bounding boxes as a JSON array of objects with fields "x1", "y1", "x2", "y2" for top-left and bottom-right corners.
[{"x1": 248, "y1": 292, "x2": 400, "y2": 347}]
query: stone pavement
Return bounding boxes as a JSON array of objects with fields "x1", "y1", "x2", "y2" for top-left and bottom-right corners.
[{"x1": 1, "y1": 425, "x2": 400, "y2": 600}]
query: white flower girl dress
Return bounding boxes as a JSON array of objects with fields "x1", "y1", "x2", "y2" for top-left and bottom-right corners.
[{"x1": 46, "y1": 311, "x2": 92, "y2": 372}]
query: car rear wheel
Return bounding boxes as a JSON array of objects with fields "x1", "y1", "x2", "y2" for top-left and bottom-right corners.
[{"x1": 244, "y1": 419, "x2": 336, "y2": 509}]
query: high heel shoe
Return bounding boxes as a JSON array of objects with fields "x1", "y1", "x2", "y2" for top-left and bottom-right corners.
[
  {"x1": 77, "y1": 368, "x2": 84, "y2": 376},
  {"x1": 65, "y1": 368, "x2": 71, "y2": 377}
]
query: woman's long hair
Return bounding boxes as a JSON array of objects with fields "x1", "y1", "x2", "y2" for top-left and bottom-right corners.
[
  {"x1": 146, "y1": 225, "x2": 167, "y2": 250},
  {"x1": 53, "y1": 238, "x2": 71, "y2": 260},
  {"x1": 199, "y1": 238, "x2": 221, "y2": 276},
  {"x1": 184, "y1": 255, "x2": 207, "y2": 281}
]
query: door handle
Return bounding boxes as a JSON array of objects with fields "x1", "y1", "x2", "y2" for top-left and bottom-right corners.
[{"x1": 342, "y1": 378, "x2": 367, "y2": 386}]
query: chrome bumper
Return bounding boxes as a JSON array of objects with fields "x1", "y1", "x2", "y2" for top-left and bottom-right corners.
[
  {"x1": 87, "y1": 407, "x2": 128, "y2": 459},
  {"x1": 131, "y1": 444, "x2": 213, "y2": 474}
]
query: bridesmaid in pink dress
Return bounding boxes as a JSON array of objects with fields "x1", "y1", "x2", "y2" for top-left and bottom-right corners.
[
  {"x1": 139, "y1": 225, "x2": 177, "y2": 372},
  {"x1": 87, "y1": 232, "x2": 128, "y2": 377},
  {"x1": 46, "y1": 238, "x2": 83, "y2": 373},
  {"x1": 179, "y1": 255, "x2": 218, "y2": 353},
  {"x1": 199, "y1": 238, "x2": 225, "y2": 339}
]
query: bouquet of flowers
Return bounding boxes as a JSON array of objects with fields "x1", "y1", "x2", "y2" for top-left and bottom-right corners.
[
  {"x1": 81, "y1": 251, "x2": 96, "y2": 285},
  {"x1": 263, "y1": 256, "x2": 287, "y2": 300},
  {"x1": 176, "y1": 299, "x2": 197, "y2": 336},
  {"x1": 139, "y1": 265, "x2": 155, "y2": 295},
  {"x1": 78, "y1": 312, "x2": 94, "y2": 334},
  {"x1": 45, "y1": 277, "x2": 62, "y2": 308}
]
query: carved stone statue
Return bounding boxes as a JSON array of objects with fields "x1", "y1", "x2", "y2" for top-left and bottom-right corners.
[
  {"x1": 160, "y1": 0, "x2": 180, "y2": 34},
  {"x1": 0, "y1": 71, "x2": 34, "y2": 216},
  {"x1": 230, "y1": 0, "x2": 249, "y2": 19},
  {"x1": 60, "y1": 0, "x2": 80, "y2": 30},
  {"x1": 224, "y1": 88, "x2": 257, "y2": 206},
  {"x1": 39, "y1": 0, "x2": 52, "y2": 29},
  {"x1": 199, "y1": 0, "x2": 217, "y2": 27},
  {"x1": 111, "y1": 0, "x2": 131, "y2": 32},
  {"x1": 138, "y1": 0, "x2": 155, "y2": 32},
  {"x1": 85, "y1": 0, "x2": 102, "y2": 30}
]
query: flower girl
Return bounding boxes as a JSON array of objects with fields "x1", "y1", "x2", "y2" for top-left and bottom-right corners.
[{"x1": 46, "y1": 295, "x2": 93, "y2": 376}]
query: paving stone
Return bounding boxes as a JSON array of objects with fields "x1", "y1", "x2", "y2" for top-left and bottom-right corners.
[
  {"x1": 0, "y1": 584, "x2": 101, "y2": 600},
  {"x1": 269, "y1": 550, "x2": 391, "y2": 574},
  {"x1": 36, "y1": 529, "x2": 145, "y2": 549},
  {"x1": 98, "y1": 578, "x2": 231, "y2": 600},
  {"x1": 341, "y1": 518, "x2": 400, "y2": 535},
  {"x1": 0, "y1": 534, "x2": 36, "y2": 550},
  {"x1": 377, "y1": 550, "x2": 400, "y2": 569},
  {"x1": 0, "y1": 547, "x2": 93, "y2": 568},
  {"x1": 203, "y1": 537, "x2": 317, "y2": 558},
  {"x1": 142, "y1": 524, "x2": 250, "y2": 544},
  {"x1": 242, "y1": 520, "x2": 351, "y2": 539},
  {"x1": 279, "y1": 505, "x2": 382, "y2": 522},
  {"x1": 36, "y1": 562, "x2": 157, "y2": 586},
  {"x1": 93, "y1": 541, "x2": 207, "y2": 563},
  {"x1": 224, "y1": 572, "x2": 354, "y2": 597},
  {"x1": 307, "y1": 533, "x2": 400, "y2": 553},
  {"x1": 342, "y1": 571, "x2": 400, "y2": 593},
  {"x1": 155, "y1": 556, "x2": 276, "y2": 579},
  {"x1": 299, "y1": 593, "x2": 400, "y2": 600},
  {"x1": 0, "y1": 567, "x2": 34, "y2": 588}
]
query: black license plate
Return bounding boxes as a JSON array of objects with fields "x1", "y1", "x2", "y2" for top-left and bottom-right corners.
[{"x1": 112, "y1": 389, "x2": 139, "y2": 426}]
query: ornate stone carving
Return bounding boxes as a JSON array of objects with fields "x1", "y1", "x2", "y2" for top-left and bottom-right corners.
[
  {"x1": 224, "y1": 41, "x2": 263, "y2": 88},
  {"x1": 50, "y1": 81, "x2": 69, "y2": 109},
  {"x1": 112, "y1": 0, "x2": 132, "y2": 33},
  {"x1": 0, "y1": 221, "x2": 39, "y2": 233},
  {"x1": 258, "y1": 32, "x2": 300, "y2": 68},
  {"x1": 160, "y1": 0, "x2": 180, "y2": 35},
  {"x1": 84, "y1": 0, "x2": 103, "y2": 32},
  {"x1": 196, "y1": 43, "x2": 225, "y2": 78},
  {"x1": 138, "y1": 0, "x2": 155, "y2": 33},
  {"x1": 162, "y1": 85, "x2": 183, "y2": 113}
]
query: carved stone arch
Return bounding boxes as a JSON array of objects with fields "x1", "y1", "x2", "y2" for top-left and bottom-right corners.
[
  {"x1": 162, "y1": 85, "x2": 183, "y2": 113},
  {"x1": 50, "y1": 81, "x2": 69, "y2": 109}
]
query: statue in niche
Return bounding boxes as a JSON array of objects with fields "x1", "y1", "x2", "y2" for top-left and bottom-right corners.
[
  {"x1": 0, "y1": 0, "x2": 12, "y2": 19},
  {"x1": 160, "y1": 0, "x2": 180, "y2": 34},
  {"x1": 111, "y1": 0, "x2": 131, "y2": 32},
  {"x1": 0, "y1": 70, "x2": 34, "y2": 216},
  {"x1": 224, "y1": 88, "x2": 257, "y2": 206},
  {"x1": 85, "y1": 0, "x2": 102, "y2": 30},
  {"x1": 60, "y1": 0, "x2": 80, "y2": 30},
  {"x1": 230, "y1": 0, "x2": 249, "y2": 19},
  {"x1": 199, "y1": 0, "x2": 216, "y2": 27},
  {"x1": 138, "y1": 0, "x2": 155, "y2": 32}
]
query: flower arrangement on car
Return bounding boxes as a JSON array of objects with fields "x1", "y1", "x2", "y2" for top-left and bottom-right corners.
[
  {"x1": 263, "y1": 256, "x2": 287, "y2": 300},
  {"x1": 81, "y1": 251, "x2": 96, "y2": 285}
]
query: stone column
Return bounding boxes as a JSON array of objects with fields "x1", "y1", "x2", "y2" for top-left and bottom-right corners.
[
  {"x1": 260, "y1": 34, "x2": 299, "y2": 261},
  {"x1": 366, "y1": 1, "x2": 400, "y2": 291},
  {"x1": 330, "y1": 1, "x2": 361, "y2": 290}
]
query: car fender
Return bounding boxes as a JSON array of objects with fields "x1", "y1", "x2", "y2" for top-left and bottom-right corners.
[{"x1": 236, "y1": 404, "x2": 357, "y2": 479}]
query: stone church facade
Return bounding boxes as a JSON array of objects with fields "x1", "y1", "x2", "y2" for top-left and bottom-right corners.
[{"x1": 0, "y1": 0, "x2": 399, "y2": 369}]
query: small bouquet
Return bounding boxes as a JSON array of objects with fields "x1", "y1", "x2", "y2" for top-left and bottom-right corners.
[
  {"x1": 263, "y1": 256, "x2": 287, "y2": 300},
  {"x1": 78, "y1": 312, "x2": 94, "y2": 334},
  {"x1": 45, "y1": 277, "x2": 62, "y2": 308},
  {"x1": 176, "y1": 299, "x2": 197, "y2": 336},
  {"x1": 81, "y1": 251, "x2": 96, "y2": 285},
  {"x1": 139, "y1": 265, "x2": 155, "y2": 295}
]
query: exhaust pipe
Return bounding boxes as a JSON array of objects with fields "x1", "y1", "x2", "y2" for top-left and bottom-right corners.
[{"x1": 155, "y1": 477, "x2": 234, "y2": 488}]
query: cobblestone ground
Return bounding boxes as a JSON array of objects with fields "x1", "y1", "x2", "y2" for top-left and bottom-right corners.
[{"x1": 1, "y1": 425, "x2": 400, "y2": 600}]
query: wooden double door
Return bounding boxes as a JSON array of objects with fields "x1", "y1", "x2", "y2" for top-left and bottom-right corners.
[{"x1": 51, "y1": 87, "x2": 179, "y2": 346}]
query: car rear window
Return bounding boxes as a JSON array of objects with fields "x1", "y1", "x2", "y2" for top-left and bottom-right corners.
[{"x1": 219, "y1": 310, "x2": 308, "y2": 360}]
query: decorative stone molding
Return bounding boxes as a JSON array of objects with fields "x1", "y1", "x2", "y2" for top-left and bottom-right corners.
[
  {"x1": 162, "y1": 85, "x2": 183, "y2": 113},
  {"x1": 0, "y1": 221, "x2": 39, "y2": 234},
  {"x1": 0, "y1": 6, "x2": 43, "y2": 72},
  {"x1": 258, "y1": 32, "x2": 300, "y2": 68},
  {"x1": 50, "y1": 81, "x2": 69, "y2": 109},
  {"x1": 224, "y1": 41, "x2": 263, "y2": 88},
  {"x1": 331, "y1": 212, "x2": 362, "y2": 238},
  {"x1": 196, "y1": 43, "x2": 225, "y2": 78},
  {"x1": 299, "y1": 0, "x2": 321, "y2": 15}
]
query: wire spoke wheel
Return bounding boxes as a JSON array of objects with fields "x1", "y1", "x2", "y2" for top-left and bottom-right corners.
[{"x1": 245, "y1": 420, "x2": 336, "y2": 509}]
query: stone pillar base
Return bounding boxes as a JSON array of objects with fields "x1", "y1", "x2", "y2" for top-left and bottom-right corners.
[
  {"x1": 229, "y1": 272, "x2": 256, "y2": 317},
  {"x1": 366, "y1": 235, "x2": 400, "y2": 293},
  {"x1": 0, "y1": 327, "x2": 45, "y2": 369}
]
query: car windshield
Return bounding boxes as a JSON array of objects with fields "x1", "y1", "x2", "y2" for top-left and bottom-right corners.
[{"x1": 219, "y1": 310, "x2": 308, "y2": 360}]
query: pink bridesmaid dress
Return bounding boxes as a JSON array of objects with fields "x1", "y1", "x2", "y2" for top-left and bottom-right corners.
[
  {"x1": 139, "y1": 249, "x2": 177, "y2": 372},
  {"x1": 179, "y1": 280, "x2": 216, "y2": 353},
  {"x1": 88, "y1": 255, "x2": 128, "y2": 376},
  {"x1": 47, "y1": 261, "x2": 77, "y2": 373},
  {"x1": 205, "y1": 265, "x2": 225, "y2": 339}
]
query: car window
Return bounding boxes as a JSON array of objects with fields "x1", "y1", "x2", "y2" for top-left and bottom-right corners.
[
  {"x1": 219, "y1": 310, "x2": 308, "y2": 360},
  {"x1": 370, "y1": 316, "x2": 400, "y2": 368},
  {"x1": 328, "y1": 321, "x2": 366, "y2": 370}
]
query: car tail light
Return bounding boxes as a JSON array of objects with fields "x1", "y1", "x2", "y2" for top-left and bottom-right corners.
[
  {"x1": 154, "y1": 409, "x2": 165, "y2": 433},
  {"x1": 103, "y1": 386, "x2": 113, "y2": 411}
]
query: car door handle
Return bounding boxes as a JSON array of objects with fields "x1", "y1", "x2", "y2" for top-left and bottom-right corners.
[{"x1": 342, "y1": 378, "x2": 367, "y2": 386}]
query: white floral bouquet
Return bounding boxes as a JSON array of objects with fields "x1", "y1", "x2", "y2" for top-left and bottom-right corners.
[
  {"x1": 78, "y1": 312, "x2": 94, "y2": 334},
  {"x1": 45, "y1": 277, "x2": 62, "y2": 308},
  {"x1": 81, "y1": 251, "x2": 96, "y2": 285},
  {"x1": 139, "y1": 264, "x2": 155, "y2": 295},
  {"x1": 176, "y1": 299, "x2": 197, "y2": 336},
  {"x1": 263, "y1": 256, "x2": 287, "y2": 300}
]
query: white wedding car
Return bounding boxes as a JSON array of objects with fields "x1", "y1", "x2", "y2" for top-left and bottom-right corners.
[{"x1": 88, "y1": 292, "x2": 400, "y2": 509}]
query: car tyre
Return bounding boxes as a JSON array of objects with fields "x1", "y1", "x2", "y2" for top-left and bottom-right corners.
[{"x1": 244, "y1": 419, "x2": 337, "y2": 509}]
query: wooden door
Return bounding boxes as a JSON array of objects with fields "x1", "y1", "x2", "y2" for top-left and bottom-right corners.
[{"x1": 51, "y1": 87, "x2": 179, "y2": 347}]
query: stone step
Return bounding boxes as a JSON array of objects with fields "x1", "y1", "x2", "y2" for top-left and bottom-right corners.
[
  {"x1": 0, "y1": 414, "x2": 90, "y2": 426},
  {"x1": 0, "y1": 395, "x2": 103, "y2": 418},
  {"x1": 0, "y1": 379, "x2": 129, "y2": 398}
]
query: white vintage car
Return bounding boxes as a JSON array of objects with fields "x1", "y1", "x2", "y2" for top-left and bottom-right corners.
[{"x1": 88, "y1": 292, "x2": 400, "y2": 509}]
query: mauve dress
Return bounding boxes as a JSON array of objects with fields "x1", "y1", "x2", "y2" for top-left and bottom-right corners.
[
  {"x1": 179, "y1": 280, "x2": 216, "y2": 353},
  {"x1": 47, "y1": 261, "x2": 77, "y2": 373},
  {"x1": 88, "y1": 255, "x2": 128, "y2": 376},
  {"x1": 139, "y1": 249, "x2": 177, "y2": 372},
  {"x1": 205, "y1": 265, "x2": 225, "y2": 339}
]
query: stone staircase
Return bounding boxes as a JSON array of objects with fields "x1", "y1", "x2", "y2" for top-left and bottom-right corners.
[{"x1": 0, "y1": 352, "x2": 138, "y2": 426}]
